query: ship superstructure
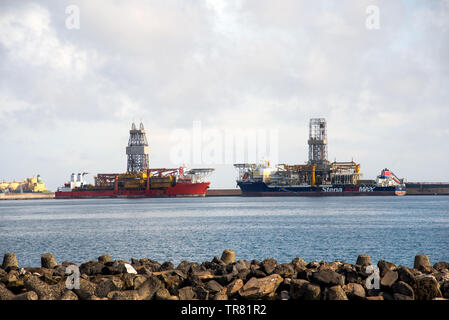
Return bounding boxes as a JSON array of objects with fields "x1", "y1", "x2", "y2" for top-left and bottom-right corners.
[{"x1": 234, "y1": 118, "x2": 406, "y2": 196}]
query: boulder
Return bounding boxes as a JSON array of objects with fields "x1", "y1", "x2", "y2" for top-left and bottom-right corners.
[
  {"x1": 235, "y1": 260, "x2": 250, "y2": 272},
  {"x1": 160, "y1": 261, "x2": 174, "y2": 271},
  {"x1": 226, "y1": 279, "x2": 244, "y2": 297},
  {"x1": 306, "y1": 261, "x2": 320, "y2": 269},
  {"x1": 79, "y1": 261, "x2": 104, "y2": 276},
  {"x1": 396, "y1": 266, "x2": 415, "y2": 284},
  {"x1": 155, "y1": 288, "x2": 171, "y2": 300},
  {"x1": 433, "y1": 262, "x2": 449, "y2": 271},
  {"x1": 239, "y1": 274, "x2": 283, "y2": 299},
  {"x1": 325, "y1": 285, "x2": 348, "y2": 300},
  {"x1": 137, "y1": 276, "x2": 161, "y2": 300},
  {"x1": 60, "y1": 290, "x2": 79, "y2": 300},
  {"x1": 261, "y1": 258, "x2": 278, "y2": 275},
  {"x1": 2, "y1": 253, "x2": 19, "y2": 271},
  {"x1": 110, "y1": 290, "x2": 141, "y2": 300},
  {"x1": 193, "y1": 286, "x2": 210, "y2": 300},
  {"x1": 311, "y1": 269, "x2": 345, "y2": 287},
  {"x1": 343, "y1": 283, "x2": 366, "y2": 300},
  {"x1": 414, "y1": 255, "x2": 431, "y2": 270},
  {"x1": 98, "y1": 254, "x2": 112, "y2": 263},
  {"x1": 289, "y1": 279, "x2": 309, "y2": 299},
  {"x1": 41, "y1": 253, "x2": 58, "y2": 269},
  {"x1": 291, "y1": 258, "x2": 307, "y2": 271},
  {"x1": 178, "y1": 286, "x2": 196, "y2": 300},
  {"x1": 366, "y1": 296, "x2": 384, "y2": 300},
  {"x1": 11, "y1": 291, "x2": 39, "y2": 300},
  {"x1": 273, "y1": 263, "x2": 295, "y2": 278},
  {"x1": 392, "y1": 281, "x2": 414, "y2": 299},
  {"x1": 221, "y1": 250, "x2": 236, "y2": 265},
  {"x1": 377, "y1": 260, "x2": 396, "y2": 277},
  {"x1": 206, "y1": 280, "x2": 223, "y2": 293},
  {"x1": 94, "y1": 277, "x2": 125, "y2": 298},
  {"x1": 412, "y1": 275, "x2": 442, "y2": 300},
  {"x1": 394, "y1": 293, "x2": 414, "y2": 300},
  {"x1": 24, "y1": 275, "x2": 65, "y2": 300},
  {"x1": 380, "y1": 270, "x2": 398, "y2": 288},
  {"x1": 0, "y1": 283, "x2": 15, "y2": 300},
  {"x1": 73, "y1": 278, "x2": 97, "y2": 300},
  {"x1": 356, "y1": 254, "x2": 372, "y2": 266}
]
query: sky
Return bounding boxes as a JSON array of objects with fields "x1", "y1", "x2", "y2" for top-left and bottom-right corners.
[{"x1": 0, "y1": 0, "x2": 448, "y2": 191}]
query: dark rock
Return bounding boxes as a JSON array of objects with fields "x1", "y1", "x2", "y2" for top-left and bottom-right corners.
[
  {"x1": 396, "y1": 265, "x2": 415, "y2": 284},
  {"x1": 160, "y1": 261, "x2": 174, "y2": 271},
  {"x1": 79, "y1": 260, "x2": 104, "y2": 276},
  {"x1": 221, "y1": 249, "x2": 236, "y2": 265},
  {"x1": 206, "y1": 280, "x2": 223, "y2": 293},
  {"x1": 237, "y1": 269, "x2": 251, "y2": 281},
  {"x1": 392, "y1": 281, "x2": 414, "y2": 299},
  {"x1": 311, "y1": 269, "x2": 345, "y2": 287},
  {"x1": 324, "y1": 285, "x2": 348, "y2": 300},
  {"x1": 235, "y1": 260, "x2": 250, "y2": 272},
  {"x1": 2, "y1": 253, "x2": 19, "y2": 271},
  {"x1": 137, "y1": 275, "x2": 161, "y2": 300},
  {"x1": 111, "y1": 290, "x2": 141, "y2": 300},
  {"x1": 412, "y1": 275, "x2": 442, "y2": 300},
  {"x1": 338, "y1": 265, "x2": 361, "y2": 284},
  {"x1": 440, "y1": 281, "x2": 449, "y2": 299},
  {"x1": 261, "y1": 258, "x2": 278, "y2": 274},
  {"x1": 250, "y1": 259, "x2": 261, "y2": 266},
  {"x1": 289, "y1": 279, "x2": 309, "y2": 299},
  {"x1": 414, "y1": 255, "x2": 431, "y2": 271},
  {"x1": 303, "y1": 283, "x2": 321, "y2": 300},
  {"x1": 98, "y1": 254, "x2": 112, "y2": 263},
  {"x1": 214, "y1": 292, "x2": 228, "y2": 300},
  {"x1": 297, "y1": 269, "x2": 314, "y2": 282},
  {"x1": 238, "y1": 274, "x2": 283, "y2": 299},
  {"x1": 434, "y1": 262, "x2": 449, "y2": 271},
  {"x1": 11, "y1": 291, "x2": 39, "y2": 300},
  {"x1": 211, "y1": 256, "x2": 226, "y2": 266},
  {"x1": 394, "y1": 293, "x2": 414, "y2": 300},
  {"x1": 193, "y1": 286, "x2": 209, "y2": 300},
  {"x1": 273, "y1": 263, "x2": 295, "y2": 278},
  {"x1": 379, "y1": 292, "x2": 394, "y2": 300},
  {"x1": 155, "y1": 288, "x2": 171, "y2": 300},
  {"x1": 41, "y1": 253, "x2": 58, "y2": 269},
  {"x1": 251, "y1": 269, "x2": 268, "y2": 278},
  {"x1": 343, "y1": 283, "x2": 366, "y2": 300},
  {"x1": 94, "y1": 277, "x2": 124, "y2": 298},
  {"x1": 366, "y1": 296, "x2": 384, "y2": 300},
  {"x1": 178, "y1": 286, "x2": 196, "y2": 300},
  {"x1": 377, "y1": 260, "x2": 396, "y2": 277},
  {"x1": 73, "y1": 278, "x2": 97, "y2": 300},
  {"x1": 159, "y1": 273, "x2": 181, "y2": 296},
  {"x1": 380, "y1": 270, "x2": 398, "y2": 288},
  {"x1": 356, "y1": 254, "x2": 372, "y2": 266},
  {"x1": 0, "y1": 283, "x2": 15, "y2": 300}
]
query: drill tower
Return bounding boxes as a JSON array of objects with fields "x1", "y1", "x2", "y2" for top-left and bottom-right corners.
[
  {"x1": 126, "y1": 122, "x2": 149, "y2": 173},
  {"x1": 308, "y1": 118, "x2": 329, "y2": 165}
]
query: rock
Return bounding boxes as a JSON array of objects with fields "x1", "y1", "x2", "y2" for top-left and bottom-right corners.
[
  {"x1": 226, "y1": 279, "x2": 244, "y2": 297},
  {"x1": 291, "y1": 258, "x2": 307, "y2": 271},
  {"x1": 414, "y1": 255, "x2": 431, "y2": 270},
  {"x1": 273, "y1": 263, "x2": 295, "y2": 278},
  {"x1": 221, "y1": 250, "x2": 236, "y2": 265},
  {"x1": 193, "y1": 286, "x2": 210, "y2": 300},
  {"x1": 79, "y1": 261, "x2": 104, "y2": 276},
  {"x1": 178, "y1": 286, "x2": 196, "y2": 300},
  {"x1": 238, "y1": 274, "x2": 283, "y2": 299},
  {"x1": 396, "y1": 266, "x2": 415, "y2": 284},
  {"x1": 41, "y1": 253, "x2": 58, "y2": 269},
  {"x1": 289, "y1": 279, "x2": 309, "y2": 299},
  {"x1": 98, "y1": 254, "x2": 112, "y2": 263},
  {"x1": 11, "y1": 291, "x2": 39, "y2": 300},
  {"x1": 95, "y1": 277, "x2": 125, "y2": 298},
  {"x1": 261, "y1": 258, "x2": 278, "y2": 274},
  {"x1": 356, "y1": 254, "x2": 372, "y2": 266},
  {"x1": 441, "y1": 281, "x2": 449, "y2": 299},
  {"x1": 338, "y1": 264, "x2": 361, "y2": 284},
  {"x1": 206, "y1": 280, "x2": 223, "y2": 293},
  {"x1": 303, "y1": 283, "x2": 321, "y2": 300},
  {"x1": 24, "y1": 275, "x2": 65, "y2": 300},
  {"x1": 343, "y1": 283, "x2": 366, "y2": 300},
  {"x1": 392, "y1": 281, "x2": 414, "y2": 299},
  {"x1": 137, "y1": 276, "x2": 161, "y2": 300},
  {"x1": 73, "y1": 278, "x2": 97, "y2": 300},
  {"x1": 0, "y1": 283, "x2": 15, "y2": 300},
  {"x1": 311, "y1": 269, "x2": 345, "y2": 287},
  {"x1": 155, "y1": 288, "x2": 171, "y2": 300},
  {"x1": 380, "y1": 270, "x2": 398, "y2": 288},
  {"x1": 379, "y1": 291, "x2": 394, "y2": 300},
  {"x1": 394, "y1": 293, "x2": 413, "y2": 300},
  {"x1": 412, "y1": 274, "x2": 442, "y2": 300},
  {"x1": 377, "y1": 260, "x2": 396, "y2": 277},
  {"x1": 2, "y1": 253, "x2": 19, "y2": 271},
  {"x1": 434, "y1": 262, "x2": 449, "y2": 271},
  {"x1": 214, "y1": 292, "x2": 228, "y2": 300},
  {"x1": 235, "y1": 260, "x2": 250, "y2": 272},
  {"x1": 111, "y1": 290, "x2": 141, "y2": 300},
  {"x1": 160, "y1": 261, "x2": 174, "y2": 271},
  {"x1": 60, "y1": 290, "x2": 79, "y2": 300},
  {"x1": 306, "y1": 261, "x2": 320, "y2": 269},
  {"x1": 366, "y1": 296, "x2": 384, "y2": 300},
  {"x1": 325, "y1": 285, "x2": 348, "y2": 300}
]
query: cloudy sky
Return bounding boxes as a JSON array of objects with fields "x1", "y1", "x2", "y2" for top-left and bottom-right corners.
[{"x1": 0, "y1": 0, "x2": 448, "y2": 190}]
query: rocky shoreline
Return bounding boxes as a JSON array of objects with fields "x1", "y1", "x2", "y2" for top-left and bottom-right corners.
[{"x1": 1, "y1": 250, "x2": 448, "y2": 301}]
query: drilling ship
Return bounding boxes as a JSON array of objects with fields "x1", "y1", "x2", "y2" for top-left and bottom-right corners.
[
  {"x1": 234, "y1": 118, "x2": 406, "y2": 196},
  {"x1": 55, "y1": 122, "x2": 214, "y2": 198}
]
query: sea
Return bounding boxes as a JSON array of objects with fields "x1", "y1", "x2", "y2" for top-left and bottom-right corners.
[{"x1": 0, "y1": 196, "x2": 448, "y2": 268}]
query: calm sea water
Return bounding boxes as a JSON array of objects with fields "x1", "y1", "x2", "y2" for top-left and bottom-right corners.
[{"x1": 0, "y1": 196, "x2": 448, "y2": 268}]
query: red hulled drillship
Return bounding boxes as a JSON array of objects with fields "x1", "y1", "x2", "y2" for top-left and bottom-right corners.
[{"x1": 55, "y1": 122, "x2": 214, "y2": 198}]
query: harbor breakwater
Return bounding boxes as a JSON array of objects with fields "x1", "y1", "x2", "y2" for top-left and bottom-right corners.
[{"x1": 1, "y1": 250, "x2": 448, "y2": 301}]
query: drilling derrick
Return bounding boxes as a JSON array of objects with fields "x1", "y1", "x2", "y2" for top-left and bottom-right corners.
[
  {"x1": 308, "y1": 118, "x2": 329, "y2": 165},
  {"x1": 126, "y1": 122, "x2": 150, "y2": 173}
]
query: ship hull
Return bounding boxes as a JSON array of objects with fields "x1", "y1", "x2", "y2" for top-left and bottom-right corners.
[
  {"x1": 237, "y1": 182, "x2": 406, "y2": 196},
  {"x1": 55, "y1": 182, "x2": 210, "y2": 199}
]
